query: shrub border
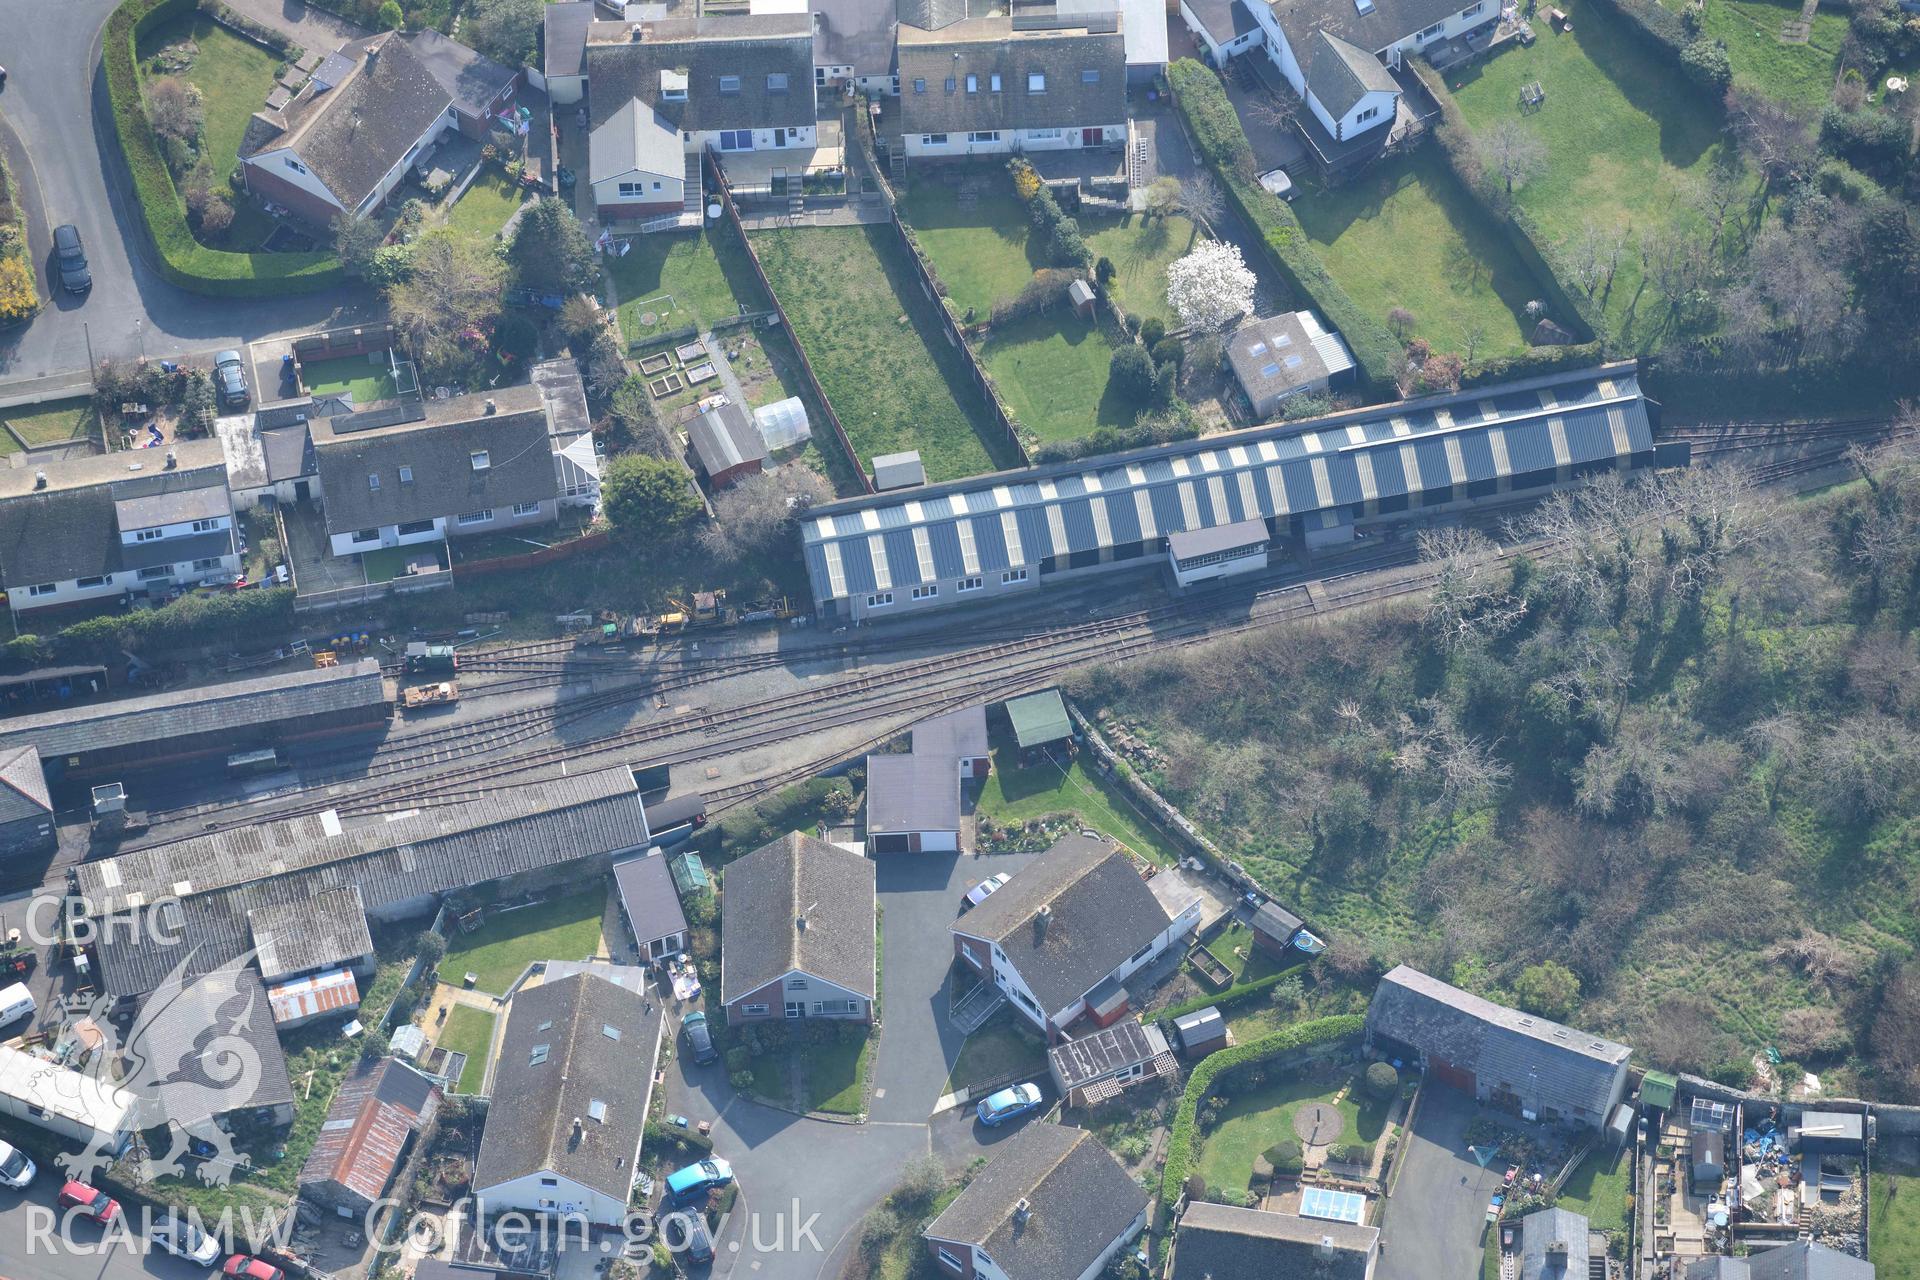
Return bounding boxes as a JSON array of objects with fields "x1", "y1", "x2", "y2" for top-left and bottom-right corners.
[
  {"x1": 1158, "y1": 1013, "x2": 1365, "y2": 1216},
  {"x1": 1165, "y1": 60, "x2": 1402, "y2": 398},
  {"x1": 1159, "y1": 962, "x2": 1308, "y2": 1023},
  {"x1": 104, "y1": 0, "x2": 344, "y2": 295}
]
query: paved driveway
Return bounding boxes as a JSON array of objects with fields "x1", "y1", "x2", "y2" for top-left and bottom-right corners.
[
  {"x1": 0, "y1": 1174, "x2": 224, "y2": 1280},
  {"x1": 1379, "y1": 1083, "x2": 1507, "y2": 1280}
]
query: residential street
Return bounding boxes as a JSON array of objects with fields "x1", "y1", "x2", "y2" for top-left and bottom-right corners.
[
  {"x1": 0, "y1": 1177, "x2": 215, "y2": 1280},
  {"x1": 0, "y1": 0, "x2": 373, "y2": 383}
]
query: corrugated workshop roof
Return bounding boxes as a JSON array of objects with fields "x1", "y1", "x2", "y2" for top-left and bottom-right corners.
[
  {"x1": 803, "y1": 367, "x2": 1651, "y2": 606},
  {"x1": 268, "y1": 968, "x2": 362, "y2": 1024},
  {"x1": 687, "y1": 400, "x2": 769, "y2": 478},
  {"x1": 865, "y1": 753, "x2": 962, "y2": 832},
  {"x1": 299, "y1": 1056, "x2": 441, "y2": 1205},
  {"x1": 613, "y1": 850, "x2": 688, "y2": 946},
  {"x1": 250, "y1": 885, "x2": 375, "y2": 981},
  {"x1": 0, "y1": 659, "x2": 386, "y2": 760}
]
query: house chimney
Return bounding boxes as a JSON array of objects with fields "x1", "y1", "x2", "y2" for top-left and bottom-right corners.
[
  {"x1": 1013, "y1": 1198, "x2": 1031, "y2": 1226},
  {"x1": 33, "y1": 470, "x2": 45, "y2": 490},
  {"x1": 367, "y1": 44, "x2": 380, "y2": 66},
  {"x1": 796, "y1": 914, "x2": 808, "y2": 932},
  {"x1": 630, "y1": 21, "x2": 644, "y2": 39},
  {"x1": 1318, "y1": 1236, "x2": 1336, "y2": 1260},
  {"x1": 571, "y1": 1116, "x2": 583, "y2": 1142},
  {"x1": 1034, "y1": 904, "x2": 1052, "y2": 941},
  {"x1": 164, "y1": 449, "x2": 177, "y2": 470},
  {"x1": 483, "y1": 398, "x2": 497, "y2": 415}
]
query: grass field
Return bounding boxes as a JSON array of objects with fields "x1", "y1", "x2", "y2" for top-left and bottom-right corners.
[
  {"x1": 804, "y1": 1032, "x2": 873, "y2": 1115},
  {"x1": 136, "y1": 16, "x2": 284, "y2": 252},
  {"x1": 1087, "y1": 214, "x2": 1199, "y2": 329},
  {"x1": 443, "y1": 888, "x2": 606, "y2": 994},
  {"x1": 1555, "y1": 1148, "x2": 1632, "y2": 1233},
  {"x1": 944, "y1": 1014, "x2": 1049, "y2": 1093},
  {"x1": 751, "y1": 225, "x2": 1020, "y2": 482},
  {"x1": 439, "y1": 1005, "x2": 497, "y2": 1094},
  {"x1": 1690, "y1": 0, "x2": 1845, "y2": 113},
  {"x1": 1447, "y1": 0, "x2": 1743, "y2": 346},
  {"x1": 302, "y1": 353, "x2": 398, "y2": 405},
  {"x1": 1873, "y1": 1165, "x2": 1920, "y2": 1280},
  {"x1": 975, "y1": 723, "x2": 1186, "y2": 864},
  {"x1": 609, "y1": 227, "x2": 767, "y2": 340},
  {"x1": 444, "y1": 170, "x2": 525, "y2": 244},
  {"x1": 1293, "y1": 146, "x2": 1540, "y2": 360},
  {"x1": 979, "y1": 311, "x2": 1132, "y2": 443},
  {"x1": 1194, "y1": 1072, "x2": 1388, "y2": 1193},
  {"x1": 3, "y1": 396, "x2": 98, "y2": 447}
]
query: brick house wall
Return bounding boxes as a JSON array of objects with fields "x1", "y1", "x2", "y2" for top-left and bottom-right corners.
[
  {"x1": 923, "y1": 1237, "x2": 976, "y2": 1279},
  {"x1": 242, "y1": 162, "x2": 342, "y2": 226},
  {"x1": 595, "y1": 197, "x2": 683, "y2": 221},
  {"x1": 723, "y1": 972, "x2": 872, "y2": 1023}
]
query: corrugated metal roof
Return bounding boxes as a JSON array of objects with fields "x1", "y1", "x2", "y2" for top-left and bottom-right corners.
[{"x1": 803, "y1": 367, "x2": 1652, "y2": 606}]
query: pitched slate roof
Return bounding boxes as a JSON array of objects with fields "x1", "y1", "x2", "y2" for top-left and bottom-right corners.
[
  {"x1": 1686, "y1": 1249, "x2": 1877, "y2": 1280},
  {"x1": 79, "y1": 766, "x2": 650, "y2": 998},
  {"x1": 131, "y1": 965, "x2": 297, "y2": 1119},
  {"x1": 612, "y1": 851, "x2": 688, "y2": 947},
  {"x1": 1183, "y1": 0, "x2": 1263, "y2": 46},
  {"x1": 865, "y1": 752, "x2": 962, "y2": 833},
  {"x1": 406, "y1": 29, "x2": 516, "y2": 117},
  {"x1": 1366, "y1": 965, "x2": 1631, "y2": 1122},
  {"x1": 246, "y1": 32, "x2": 455, "y2": 208},
  {"x1": 815, "y1": 0, "x2": 899, "y2": 73},
  {"x1": 114, "y1": 486, "x2": 231, "y2": 530},
  {"x1": 720, "y1": 832, "x2": 876, "y2": 1002},
  {"x1": 590, "y1": 97, "x2": 684, "y2": 184},
  {"x1": 687, "y1": 400, "x2": 769, "y2": 477},
  {"x1": 1267, "y1": 0, "x2": 1467, "y2": 57},
  {"x1": 1305, "y1": 29, "x2": 1398, "y2": 118},
  {"x1": 0, "y1": 440, "x2": 231, "y2": 587},
  {"x1": 896, "y1": 17, "x2": 1126, "y2": 135},
  {"x1": 912, "y1": 705, "x2": 989, "y2": 760},
  {"x1": 249, "y1": 885, "x2": 376, "y2": 982},
  {"x1": 544, "y1": 1, "x2": 594, "y2": 79},
  {"x1": 1519, "y1": 1207, "x2": 1589, "y2": 1280},
  {"x1": 473, "y1": 969, "x2": 664, "y2": 1201},
  {"x1": 923, "y1": 1124, "x2": 1146, "y2": 1280},
  {"x1": 1171, "y1": 1201, "x2": 1378, "y2": 1280},
  {"x1": 311, "y1": 384, "x2": 558, "y2": 535},
  {"x1": 584, "y1": 16, "x2": 816, "y2": 136},
  {"x1": 0, "y1": 746, "x2": 51, "y2": 825},
  {"x1": 952, "y1": 835, "x2": 1171, "y2": 1016},
  {"x1": 802, "y1": 366, "x2": 1652, "y2": 611},
  {"x1": 299, "y1": 1056, "x2": 441, "y2": 1204}
]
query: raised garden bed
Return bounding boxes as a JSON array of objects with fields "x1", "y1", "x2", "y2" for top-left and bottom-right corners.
[
  {"x1": 639, "y1": 353, "x2": 673, "y2": 375},
  {"x1": 649, "y1": 372, "x2": 685, "y2": 398}
]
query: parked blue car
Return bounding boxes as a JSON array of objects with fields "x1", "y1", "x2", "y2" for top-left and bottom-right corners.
[
  {"x1": 975, "y1": 1083, "x2": 1043, "y2": 1127},
  {"x1": 665, "y1": 1157, "x2": 734, "y2": 1203}
]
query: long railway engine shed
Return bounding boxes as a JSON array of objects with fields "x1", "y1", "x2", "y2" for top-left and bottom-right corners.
[{"x1": 803, "y1": 363, "x2": 1684, "y2": 623}]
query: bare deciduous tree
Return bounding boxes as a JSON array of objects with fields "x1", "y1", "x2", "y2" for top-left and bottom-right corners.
[
  {"x1": 1178, "y1": 171, "x2": 1227, "y2": 229},
  {"x1": 1479, "y1": 121, "x2": 1547, "y2": 200},
  {"x1": 1419, "y1": 526, "x2": 1527, "y2": 650},
  {"x1": 1807, "y1": 711, "x2": 1920, "y2": 823},
  {"x1": 144, "y1": 76, "x2": 204, "y2": 145},
  {"x1": 698, "y1": 466, "x2": 833, "y2": 566},
  {"x1": 1724, "y1": 86, "x2": 1816, "y2": 204}
]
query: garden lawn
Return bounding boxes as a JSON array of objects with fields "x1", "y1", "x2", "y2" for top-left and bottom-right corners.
[
  {"x1": 443, "y1": 887, "x2": 606, "y2": 994},
  {"x1": 944, "y1": 1014, "x2": 1048, "y2": 1093},
  {"x1": 1447, "y1": 1, "x2": 1744, "y2": 346},
  {"x1": 445, "y1": 170, "x2": 526, "y2": 244},
  {"x1": 899, "y1": 183, "x2": 1040, "y2": 318},
  {"x1": 1872, "y1": 1164, "x2": 1920, "y2": 1280},
  {"x1": 804, "y1": 1032, "x2": 873, "y2": 1114},
  {"x1": 979, "y1": 311, "x2": 1132, "y2": 444},
  {"x1": 976, "y1": 723, "x2": 1186, "y2": 864},
  {"x1": 609, "y1": 226, "x2": 766, "y2": 341},
  {"x1": 1193, "y1": 1073, "x2": 1388, "y2": 1194},
  {"x1": 3, "y1": 397, "x2": 97, "y2": 447},
  {"x1": 1688, "y1": 0, "x2": 1845, "y2": 114},
  {"x1": 751, "y1": 225, "x2": 1020, "y2": 482},
  {"x1": 1207, "y1": 922, "x2": 1287, "y2": 982},
  {"x1": 1292, "y1": 146, "x2": 1539, "y2": 361},
  {"x1": 135, "y1": 17, "x2": 283, "y2": 250},
  {"x1": 438, "y1": 1005, "x2": 497, "y2": 1094},
  {"x1": 1555, "y1": 1148, "x2": 1631, "y2": 1233},
  {"x1": 1085, "y1": 214, "x2": 1199, "y2": 329},
  {"x1": 302, "y1": 353, "x2": 399, "y2": 405}
]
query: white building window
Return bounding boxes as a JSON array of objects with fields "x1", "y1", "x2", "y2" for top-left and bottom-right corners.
[
  {"x1": 1461, "y1": 1, "x2": 1483, "y2": 14},
  {"x1": 742, "y1": 1003, "x2": 770, "y2": 1015},
  {"x1": 912, "y1": 583, "x2": 939, "y2": 599},
  {"x1": 368, "y1": 473, "x2": 381, "y2": 490},
  {"x1": 867, "y1": 591, "x2": 894, "y2": 607},
  {"x1": 719, "y1": 130, "x2": 753, "y2": 151},
  {"x1": 1356, "y1": 105, "x2": 1380, "y2": 122},
  {"x1": 1001, "y1": 567, "x2": 1028, "y2": 584},
  {"x1": 767, "y1": 72, "x2": 788, "y2": 93},
  {"x1": 192, "y1": 558, "x2": 222, "y2": 571},
  {"x1": 967, "y1": 131, "x2": 999, "y2": 144},
  {"x1": 719, "y1": 74, "x2": 741, "y2": 94},
  {"x1": 470, "y1": 450, "x2": 490, "y2": 471},
  {"x1": 77, "y1": 575, "x2": 109, "y2": 589},
  {"x1": 512, "y1": 501, "x2": 542, "y2": 517},
  {"x1": 352, "y1": 529, "x2": 379, "y2": 544},
  {"x1": 138, "y1": 566, "x2": 171, "y2": 581},
  {"x1": 26, "y1": 583, "x2": 55, "y2": 597},
  {"x1": 398, "y1": 465, "x2": 413, "y2": 484},
  {"x1": 457, "y1": 509, "x2": 493, "y2": 525},
  {"x1": 966, "y1": 74, "x2": 978, "y2": 93},
  {"x1": 1418, "y1": 20, "x2": 1444, "y2": 38},
  {"x1": 913, "y1": 77, "x2": 926, "y2": 93},
  {"x1": 1081, "y1": 69, "x2": 1100, "y2": 83},
  {"x1": 192, "y1": 518, "x2": 219, "y2": 532},
  {"x1": 957, "y1": 576, "x2": 983, "y2": 592},
  {"x1": 945, "y1": 76, "x2": 957, "y2": 93},
  {"x1": 923, "y1": 134, "x2": 948, "y2": 146},
  {"x1": 937, "y1": 1249, "x2": 964, "y2": 1272},
  {"x1": 990, "y1": 73, "x2": 1002, "y2": 91},
  {"x1": 135, "y1": 528, "x2": 163, "y2": 542}
]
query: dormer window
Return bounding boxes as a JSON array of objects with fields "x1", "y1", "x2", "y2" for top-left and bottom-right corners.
[
  {"x1": 470, "y1": 450, "x2": 490, "y2": 471},
  {"x1": 718, "y1": 74, "x2": 741, "y2": 95}
]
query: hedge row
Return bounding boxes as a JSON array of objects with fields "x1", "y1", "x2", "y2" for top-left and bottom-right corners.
[
  {"x1": 1159, "y1": 1014, "x2": 1364, "y2": 1214},
  {"x1": 1159, "y1": 962, "x2": 1307, "y2": 1023},
  {"x1": 1407, "y1": 59, "x2": 1607, "y2": 348},
  {"x1": 36, "y1": 587, "x2": 297, "y2": 662},
  {"x1": 104, "y1": 0, "x2": 343, "y2": 295},
  {"x1": 1165, "y1": 60, "x2": 1402, "y2": 397},
  {"x1": 1577, "y1": 0, "x2": 1732, "y2": 97},
  {"x1": 1460, "y1": 340, "x2": 1609, "y2": 388}
]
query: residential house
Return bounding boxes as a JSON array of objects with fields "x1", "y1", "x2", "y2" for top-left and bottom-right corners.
[
  {"x1": 815, "y1": 0, "x2": 903, "y2": 90},
  {"x1": 0, "y1": 441, "x2": 240, "y2": 617},
  {"x1": 1684, "y1": 1245, "x2": 1875, "y2": 1280},
  {"x1": 311, "y1": 384, "x2": 561, "y2": 559},
  {"x1": 299, "y1": 1056, "x2": 442, "y2": 1217},
  {"x1": 472, "y1": 966, "x2": 665, "y2": 1225},
  {"x1": 539, "y1": 2, "x2": 594, "y2": 104},
  {"x1": 1047, "y1": 1016, "x2": 1177, "y2": 1106},
  {"x1": 894, "y1": 10, "x2": 1127, "y2": 158},
  {"x1": 686, "y1": 399, "x2": 769, "y2": 490},
  {"x1": 1225, "y1": 311, "x2": 1356, "y2": 418},
  {"x1": 950, "y1": 834, "x2": 1202, "y2": 1040},
  {"x1": 1182, "y1": 0, "x2": 1495, "y2": 154},
  {"x1": 531, "y1": 358, "x2": 601, "y2": 511},
  {"x1": 1170, "y1": 1200, "x2": 1380, "y2": 1280},
  {"x1": 912, "y1": 705, "x2": 990, "y2": 779},
  {"x1": 612, "y1": 849, "x2": 689, "y2": 961},
  {"x1": 219, "y1": 413, "x2": 321, "y2": 512},
  {"x1": 584, "y1": 14, "x2": 818, "y2": 222},
  {"x1": 720, "y1": 832, "x2": 876, "y2": 1023},
  {"x1": 240, "y1": 31, "x2": 518, "y2": 224},
  {"x1": 1518, "y1": 1207, "x2": 1588, "y2": 1280},
  {"x1": 1364, "y1": 964, "x2": 1632, "y2": 1131},
  {"x1": 0, "y1": 746, "x2": 54, "y2": 859},
  {"x1": 865, "y1": 752, "x2": 963, "y2": 853},
  {"x1": 922, "y1": 1123, "x2": 1147, "y2": 1280}
]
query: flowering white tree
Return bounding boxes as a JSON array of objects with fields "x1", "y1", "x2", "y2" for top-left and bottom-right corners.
[{"x1": 1166, "y1": 239, "x2": 1256, "y2": 332}]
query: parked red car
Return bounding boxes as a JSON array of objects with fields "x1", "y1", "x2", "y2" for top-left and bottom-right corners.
[
  {"x1": 223, "y1": 1257, "x2": 286, "y2": 1280},
  {"x1": 58, "y1": 1180, "x2": 119, "y2": 1224}
]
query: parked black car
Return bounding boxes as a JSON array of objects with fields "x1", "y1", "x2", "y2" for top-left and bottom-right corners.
[
  {"x1": 215, "y1": 350, "x2": 250, "y2": 410},
  {"x1": 681, "y1": 1011, "x2": 718, "y2": 1065},
  {"x1": 52, "y1": 224, "x2": 90, "y2": 294}
]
